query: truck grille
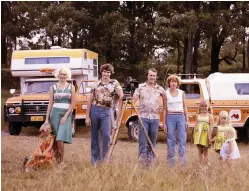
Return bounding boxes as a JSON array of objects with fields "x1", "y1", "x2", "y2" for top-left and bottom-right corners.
[
  {"x1": 23, "y1": 105, "x2": 48, "y2": 113},
  {"x1": 13, "y1": 101, "x2": 49, "y2": 114}
]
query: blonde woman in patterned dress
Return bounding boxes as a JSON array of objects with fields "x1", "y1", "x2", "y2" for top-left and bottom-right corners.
[
  {"x1": 193, "y1": 100, "x2": 214, "y2": 165},
  {"x1": 40, "y1": 67, "x2": 76, "y2": 166}
]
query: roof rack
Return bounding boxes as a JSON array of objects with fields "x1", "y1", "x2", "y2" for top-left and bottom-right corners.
[{"x1": 168, "y1": 73, "x2": 203, "y2": 80}]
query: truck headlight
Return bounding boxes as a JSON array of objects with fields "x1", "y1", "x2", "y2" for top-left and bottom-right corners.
[
  {"x1": 9, "y1": 108, "x2": 15, "y2": 114},
  {"x1": 15, "y1": 107, "x2": 21, "y2": 113}
]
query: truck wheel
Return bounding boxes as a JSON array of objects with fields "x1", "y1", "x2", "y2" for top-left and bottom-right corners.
[
  {"x1": 8, "y1": 122, "x2": 22, "y2": 136},
  {"x1": 128, "y1": 120, "x2": 139, "y2": 142},
  {"x1": 71, "y1": 115, "x2": 76, "y2": 136}
]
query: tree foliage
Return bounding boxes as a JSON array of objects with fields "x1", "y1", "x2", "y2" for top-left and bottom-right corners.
[{"x1": 1, "y1": 1, "x2": 249, "y2": 79}]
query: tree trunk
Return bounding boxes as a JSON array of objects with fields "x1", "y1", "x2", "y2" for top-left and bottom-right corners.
[
  {"x1": 242, "y1": 27, "x2": 246, "y2": 72},
  {"x1": 193, "y1": 27, "x2": 201, "y2": 74},
  {"x1": 184, "y1": 34, "x2": 194, "y2": 78},
  {"x1": 247, "y1": 37, "x2": 249, "y2": 72},
  {"x1": 210, "y1": 35, "x2": 222, "y2": 73},
  {"x1": 183, "y1": 37, "x2": 188, "y2": 75},
  {"x1": 51, "y1": 36, "x2": 55, "y2": 46},
  {"x1": 58, "y1": 34, "x2": 61, "y2": 46},
  {"x1": 177, "y1": 39, "x2": 181, "y2": 74},
  {"x1": 1, "y1": 35, "x2": 7, "y2": 66},
  {"x1": 71, "y1": 30, "x2": 77, "y2": 48}
]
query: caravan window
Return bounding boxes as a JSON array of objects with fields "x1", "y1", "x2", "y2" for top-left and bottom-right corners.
[
  {"x1": 235, "y1": 83, "x2": 249, "y2": 95},
  {"x1": 25, "y1": 57, "x2": 70, "y2": 64},
  {"x1": 93, "y1": 59, "x2": 98, "y2": 77},
  {"x1": 180, "y1": 83, "x2": 201, "y2": 99}
]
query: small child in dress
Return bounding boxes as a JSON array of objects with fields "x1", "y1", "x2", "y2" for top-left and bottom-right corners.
[
  {"x1": 212, "y1": 111, "x2": 232, "y2": 156},
  {"x1": 24, "y1": 124, "x2": 55, "y2": 172},
  {"x1": 220, "y1": 126, "x2": 240, "y2": 161},
  {"x1": 193, "y1": 100, "x2": 214, "y2": 165}
]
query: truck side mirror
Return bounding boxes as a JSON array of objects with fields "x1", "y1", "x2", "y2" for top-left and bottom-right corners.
[{"x1": 10, "y1": 89, "x2": 16, "y2": 94}]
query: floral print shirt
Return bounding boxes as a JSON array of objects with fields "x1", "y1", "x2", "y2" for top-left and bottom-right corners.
[
  {"x1": 133, "y1": 82, "x2": 166, "y2": 119},
  {"x1": 91, "y1": 79, "x2": 122, "y2": 108}
]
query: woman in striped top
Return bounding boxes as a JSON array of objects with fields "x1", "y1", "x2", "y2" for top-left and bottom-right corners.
[{"x1": 41, "y1": 67, "x2": 76, "y2": 166}]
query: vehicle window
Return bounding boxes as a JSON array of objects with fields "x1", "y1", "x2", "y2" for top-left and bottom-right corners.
[
  {"x1": 25, "y1": 57, "x2": 70, "y2": 64},
  {"x1": 93, "y1": 59, "x2": 98, "y2": 77},
  {"x1": 23, "y1": 81, "x2": 56, "y2": 94},
  {"x1": 234, "y1": 83, "x2": 249, "y2": 95},
  {"x1": 180, "y1": 84, "x2": 201, "y2": 99},
  {"x1": 78, "y1": 81, "x2": 95, "y2": 94}
]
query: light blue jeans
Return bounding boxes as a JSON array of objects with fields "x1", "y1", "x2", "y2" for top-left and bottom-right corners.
[
  {"x1": 90, "y1": 104, "x2": 111, "y2": 165},
  {"x1": 166, "y1": 114, "x2": 186, "y2": 166},
  {"x1": 138, "y1": 118, "x2": 159, "y2": 165}
]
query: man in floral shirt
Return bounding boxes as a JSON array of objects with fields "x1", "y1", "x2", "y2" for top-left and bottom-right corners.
[{"x1": 132, "y1": 68, "x2": 166, "y2": 166}]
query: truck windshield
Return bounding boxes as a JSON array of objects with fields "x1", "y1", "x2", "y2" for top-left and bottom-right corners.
[
  {"x1": 78, "y1": 81, "x2": 95, "y2": 94},
  {"x1": 22, "y1": 81, "x2": 56, "y2": 94}
]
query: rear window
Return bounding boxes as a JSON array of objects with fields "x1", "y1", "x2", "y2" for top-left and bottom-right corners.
[
  {"x1": 180, "y1": 84, "x2": 201, "y2": 99},
  {"x1": 25, "y1": 57, "x2": 70, "y2": 64},
  {"x1": 234, "y1": 83, "x2": 249, "y2": 95}
]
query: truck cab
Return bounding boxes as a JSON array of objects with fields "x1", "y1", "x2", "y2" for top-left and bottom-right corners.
[
  {"x1": 4, "y1": 46, "x2": 99, "y2": 135},
  {"x1": 121, "y1": 73, "x2": 249, "y2": 141}
]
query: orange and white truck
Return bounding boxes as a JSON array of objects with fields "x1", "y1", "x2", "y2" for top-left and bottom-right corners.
[
  {"x1": 120, "y1": 73, "x2": 249, "y2": 141},
  {"x1": 4, "y1": 46, "x2": 98, "y2": 135}
]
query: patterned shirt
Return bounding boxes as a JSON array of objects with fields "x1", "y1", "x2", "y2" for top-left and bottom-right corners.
[
  {"x1": 133, "y1": 82, "x2": 166, "y2": 119},
  {"x1": 91, "y1": 79, "x2": 122, "y2": 108}
]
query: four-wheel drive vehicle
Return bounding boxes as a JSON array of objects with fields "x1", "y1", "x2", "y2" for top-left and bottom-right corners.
[
  {"x1": 4, "y1": 78, "x2": 95, "y2": 135},
  {"x1": 120, "y1": 73, "x2": 249, "y2": 141},
  {"x1": 4, "y1": 46, "x2": 99, "y2": 135}
]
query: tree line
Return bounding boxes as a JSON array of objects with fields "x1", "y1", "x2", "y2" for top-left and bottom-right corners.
[{"x1": 2, "y1": 1, "x2": 249, "y2": 81}]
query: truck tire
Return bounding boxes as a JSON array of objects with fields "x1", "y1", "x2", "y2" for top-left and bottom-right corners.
[
  {"x1": 8, "y1": 122, "x2": 22, "y2": 136},
  {"x1": 128, "y1": 120, "x2": 139, "y2": 141}
]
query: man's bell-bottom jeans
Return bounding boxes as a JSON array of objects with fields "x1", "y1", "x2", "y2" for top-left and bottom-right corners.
[
  {"x1": 138, "y1": 117, "x2": 159, "y2": 165},
  {"x1": 90, "y1": 104, "x2": 111, "y2": 165},
  {"x1": 166, "y1": 113, "x2": 186, "y2": 166}
]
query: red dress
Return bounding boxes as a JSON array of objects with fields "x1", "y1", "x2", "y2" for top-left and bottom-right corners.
[{"x1": 25, "y1": 133, "x2": 55, "y2": 169}]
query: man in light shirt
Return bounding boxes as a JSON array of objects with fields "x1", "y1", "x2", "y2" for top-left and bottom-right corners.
[{"x1": 132, "y1": 68, "x2": 166, "y2": 166}]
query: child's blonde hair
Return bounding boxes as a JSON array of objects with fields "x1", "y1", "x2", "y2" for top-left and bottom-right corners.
[
  {"x1": 198, "y1": 100, "x2": 213, "y2": 114},
  {"x1": 224, "y1": 126, "x2": 237, "y2": 140},
  {"x1": 217, "y1": 110, "x2": 230, "y2": 125}
]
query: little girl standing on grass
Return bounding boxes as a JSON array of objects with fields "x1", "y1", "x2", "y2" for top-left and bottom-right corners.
[
  {"x1": 212, "y1": 111, "x2": 232, "y2": 156},
  {"x1": 193, "y1": 100, "x2": 214, "y2": 165},
  {"x1": 220, "y1": 126, "x2": 240, "y2": 162}
]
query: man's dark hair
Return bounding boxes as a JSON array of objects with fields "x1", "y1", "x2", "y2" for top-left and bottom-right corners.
[{"x1": 100, "y1": 63, "x2": 114, "y2": 74}]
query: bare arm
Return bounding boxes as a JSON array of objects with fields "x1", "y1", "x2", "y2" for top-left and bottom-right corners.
[
  {"x1": 193, "y1": 115, "x2": 198, "y2": 139},
  {"x1": 132, "y1": 88, "x2": 139, "y2": 104},
  {"x1": 85, "y1": 93, "x2": 94, "y2": 126},
  {"x1": 116, "y1": 89, "x2": 124, "y2": 111},
  {"x1": 162, "y1": 92, "x2": 167, "y2": 131},
  {"x1": 183, "y1": 92, "x2": 189, "y2": 127},
  {"x1": 227, "y1": 141, "x2": 234, "y2": 159},
  {"x1": 45, "y1": 86, "x2": 54, "y2": 123},
  {"x1": 209, "y1": 114, "x2": 214, "y2": 140},
  {"x1": 43, "y1": 137, "x2": 55, "y2": 154}
]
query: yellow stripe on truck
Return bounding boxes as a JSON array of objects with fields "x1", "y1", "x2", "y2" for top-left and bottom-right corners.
[{"x1": 12, "y1": 49, "x2": 98, "y2": 59}]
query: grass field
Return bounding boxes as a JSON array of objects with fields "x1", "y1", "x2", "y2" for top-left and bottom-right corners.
[{"x1": 2, "y1": 133, "x2": 249, "y2": 191}]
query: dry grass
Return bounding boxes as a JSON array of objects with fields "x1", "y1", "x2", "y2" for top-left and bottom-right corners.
[{"x1": 2, "y1": 132, "x2": 249, "y2": 191}]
